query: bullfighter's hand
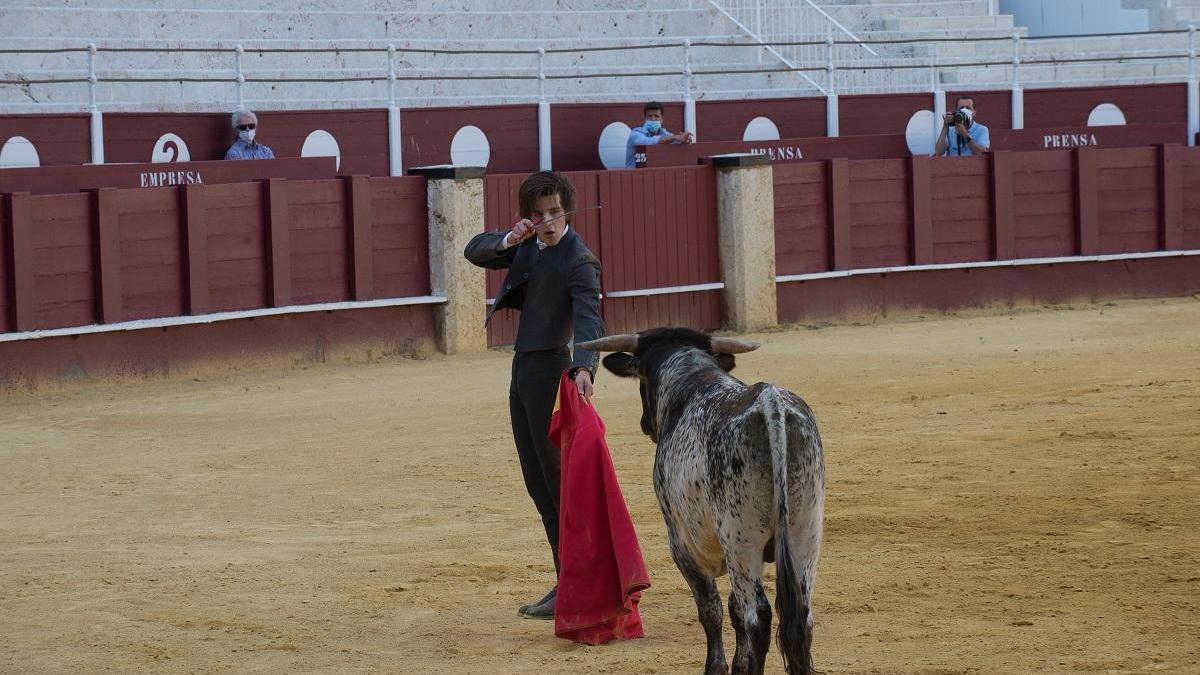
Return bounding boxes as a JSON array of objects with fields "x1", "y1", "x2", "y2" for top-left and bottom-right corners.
[
  {"x1": 505, "y1": 219, "x2": 537, "y2": 247},
  {"x1": 574, "y1": 369, "x2": 594, "y2": 404}
]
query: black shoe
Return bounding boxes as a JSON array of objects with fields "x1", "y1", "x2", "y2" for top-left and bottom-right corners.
[{"x1": 517, "y1": 586, "x2": 557, "y2": 620}]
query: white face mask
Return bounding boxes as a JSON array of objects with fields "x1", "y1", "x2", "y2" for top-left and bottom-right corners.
[{"x1": 238, "y1": 128, "x2": 256, "y2": 143}]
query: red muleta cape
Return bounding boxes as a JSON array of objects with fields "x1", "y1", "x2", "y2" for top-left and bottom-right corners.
[{"x1": 549, "y1": 372, "x2": 651, "y2": 645}]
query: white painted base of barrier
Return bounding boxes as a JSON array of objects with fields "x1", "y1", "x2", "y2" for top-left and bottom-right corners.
[{"x1": 0, "y1": 295, "x2": 448, "y2": 343}]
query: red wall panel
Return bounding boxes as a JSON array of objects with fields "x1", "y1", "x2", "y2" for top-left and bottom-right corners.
[
  {"x1": 698, "y1": 96, "x2": 827, "y2": 142},
  {"x1": 1183, "y1": 153, "x2": 1200, "y2": 250},
  {"x1": 1012, "y1": 151, "x2": 1076, "y2": 258},
  {"x1": 839, "y1": 93, "x2": 931, "y2": 137},
  {"x1": 369, "y1": 176, "x2": 429, "y2": 299},
  {"x1": 0, "y1": 114, "x2": 91, "y2": 167},
  {"x1": 773, "y1": 162, "x2": 830, "y2": 275},
  {"x1": 105, "y1": 113, "x2": 229, "y2": 164},
  {"x1": 29, "y1": 193, "x2": 95, "y2": 330},
  {"x1": 0, "y1": 194, "x2": 9, "y2": 333},
  {"x1": 287, "y1": 179, "x2": 349, "y2": 304},
  {"x1": 929, "y1": 156, "x2": 991, "y2": 263},
  {"x1": 1024, "y1": 84, "x2": 1186, "y2": 129},
  {"x1": 116, "y1": 187, "x2": 184, "y2": 320},
  {"x1": 204, "y1": 182, "x2": 267, "y2": 312},
  {"x1": 401, "y1": 105, "x2": 539, "y2": 175},
  {"x1": 848, "y1": 159, "x2": 910, "y2": 268},
  {"x1": 1095, "y1": 147, "x2": 1160, "y2": 254},
  {"x1": 945, "y1": 90, "x2": 1012, "y2": 131}
]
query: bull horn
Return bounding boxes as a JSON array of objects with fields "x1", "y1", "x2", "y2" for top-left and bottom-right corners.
[
  {"x1": 709, "y1": 337, "x2": 761, "y2": 354},
  {"x1": 577, "y1": 334, "x2": 639, "y2": 352}
]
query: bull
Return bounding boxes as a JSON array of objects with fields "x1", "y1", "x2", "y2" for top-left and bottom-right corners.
[{"x1": 579, "y1": 327, "x2": 824, "y2": 675}]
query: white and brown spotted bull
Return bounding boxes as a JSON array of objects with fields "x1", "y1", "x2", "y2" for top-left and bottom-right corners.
[{"x1": 579, "y1": 328, "x2": 824, "y2": 675}]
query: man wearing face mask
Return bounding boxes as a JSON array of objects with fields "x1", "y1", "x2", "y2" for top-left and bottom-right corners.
[
  {"x1": 624, "y1": 101, "x2": 694, "y2": 168},
  {"x1": 224, "y1": 109, "x2": 275, "y2": 160},
  {"x1": 935, "y1": 95, "x2": 990, "y2": 157}
]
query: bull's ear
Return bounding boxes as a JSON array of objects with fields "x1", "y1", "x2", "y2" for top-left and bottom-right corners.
[
  {"x1": 602, "y1": 352, "x2": 639, "y2": 378},
  {"x1": 714, "y1": 353, "x2": 736, "y2": 372}
]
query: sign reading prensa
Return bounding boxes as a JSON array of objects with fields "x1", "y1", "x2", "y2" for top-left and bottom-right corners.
[
  {"x1": 749, "y1": 146, "x2": 804, "y2": 160},
  {"x1": 1042, "y1": 133, "x2": 1100, "y2": 149}
]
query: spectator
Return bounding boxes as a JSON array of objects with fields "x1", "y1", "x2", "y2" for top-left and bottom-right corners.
[
  {"x1": 625, "y1": 101, "x2": 693, "y2": 168},
  {"x1": 224, "y1": 109, "x2": 275, "y2": 160},
  {"x1": 935, "y1": 96, "x2": 990, "y2": 157}
]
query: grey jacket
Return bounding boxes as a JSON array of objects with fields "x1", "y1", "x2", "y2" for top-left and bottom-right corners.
[{"x1": 464, "y1": 228, "x2": 604, "y2": 373}]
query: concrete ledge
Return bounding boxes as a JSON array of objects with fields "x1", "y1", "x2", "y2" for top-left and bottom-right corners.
[
  {"x1": 708, "y1": 153, "x2": 771, "y2": 169},
  {"x1": 406, "y1": 165, "x2": 487, "y2": 180}
]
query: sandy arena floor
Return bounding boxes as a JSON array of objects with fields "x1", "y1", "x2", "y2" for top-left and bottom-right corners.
[{"x1": 2, "y1": 297, "x2": 1198, "y2": 674}]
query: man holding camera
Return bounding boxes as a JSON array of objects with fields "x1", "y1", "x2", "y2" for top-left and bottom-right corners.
[{"x1": 935, "y1": 96, "x2": 990, "y2": 157}]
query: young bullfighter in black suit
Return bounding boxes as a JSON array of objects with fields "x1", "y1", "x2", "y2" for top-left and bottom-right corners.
[{"x1": 463, "y1": 171, "x2": 605, "y2": 620}]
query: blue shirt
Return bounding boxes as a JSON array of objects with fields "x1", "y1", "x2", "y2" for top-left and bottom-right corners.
[
  {"x1": 943, "y1": 122, "x2": 990, "y2": 156},
  {"x1": 225, "y1": 139, "x2": 276, "y2": 161},
  {"x1": 625, "y1": 125, "x2": 673, "y2": 168}
]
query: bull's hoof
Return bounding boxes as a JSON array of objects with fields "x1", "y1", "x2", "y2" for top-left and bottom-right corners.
[{"x1": 517, "y1": 586, "x2": 557, "y2": 620}]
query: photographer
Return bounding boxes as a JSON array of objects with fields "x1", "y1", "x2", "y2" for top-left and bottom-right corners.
[{"x1": 935, "y1": 96, "x2": 990, "y2": 157}]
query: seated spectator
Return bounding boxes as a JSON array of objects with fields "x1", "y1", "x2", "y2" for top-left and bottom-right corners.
[
  {"x1": 625, "y1": 101, "x2": 693, "y2": 168},
  {"x1": 935, "y1": 96, "x2": 990, "y2": 157},
  {"x1": 224, "y1": 109, "x2": 275, "y2": 160}
]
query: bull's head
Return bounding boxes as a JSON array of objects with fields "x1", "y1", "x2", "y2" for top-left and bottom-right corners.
[{"x1": 578, "y1": 327, "x2": 759, "y2": 442}]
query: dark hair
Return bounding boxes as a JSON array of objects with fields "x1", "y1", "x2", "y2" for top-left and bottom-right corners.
[
  {"x1": 518, "y1": 171, "x2": 576, "y2": 223},
  {"x1": 955, "y1": 95, "x2": 976, "y2": 108},
  {"x1": 643, "y1": 101, "x2": 664, "y2": 115}
]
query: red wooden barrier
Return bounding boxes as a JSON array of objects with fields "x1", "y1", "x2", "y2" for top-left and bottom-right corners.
[
  {"x1": 1185, "y1": 151, "x2": 1200, "y2": 250},
  {"x1": 482, "y1": 165, "x2": 719, "y2": 346},
  {"x1": 0, "y1": 157, "x2": 336, "y2": 195},
  {"x1": 0, "y1": 175, "x2": 428, "y2": 336},
  {"x1": 773, "y1": 162, "x2": 829, "y2": 276},
  {"x1": 775, "y1": 145, "x2": 1200, "y2": 276}
]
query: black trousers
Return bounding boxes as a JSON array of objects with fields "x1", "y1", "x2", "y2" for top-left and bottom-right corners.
[{"x1": 509, "y1": 348, "x2": 570, "y2": 575}]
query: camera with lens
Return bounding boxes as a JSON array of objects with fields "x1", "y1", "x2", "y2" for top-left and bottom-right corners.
[{"x1": 949, "y1": 107, "x2": 973, "y2": 129}]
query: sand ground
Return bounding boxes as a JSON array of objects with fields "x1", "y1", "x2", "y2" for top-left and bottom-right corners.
[{"x1": 2, "y1": 297, "x2": 1198, "y2": 674}]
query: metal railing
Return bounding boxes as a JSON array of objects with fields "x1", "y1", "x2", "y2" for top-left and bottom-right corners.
[
  {"x1": 705, "y1": 0, "x2": 879, "y2": 95},
  {"x1": 0, "y1": 28, "x2": 1197, "y2": 114}
]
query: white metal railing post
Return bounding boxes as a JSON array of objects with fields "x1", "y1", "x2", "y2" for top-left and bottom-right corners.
[
  {"x1": 932, "y1": 49, "x2": 945, "y2": 145},
  {"x1": 1011, "y1": 32, "x2": 1024, "y2": 130},
  {"x1": 537, "y1": 47, "x2": 552, "y2": 170},
  {"x1": 387, "y1": 44, "x2": 402, "y2": 176},
  {"x1": 683, "y1": 39, "x2": 697, "y2": 140},
  {"x1": 234, "y1": 44, "x2": 245, "y2": 110},
  {"x1": 825, "y1": 30, "x2": 838, "y2": 137},
  {"x1": 1189, "y1": 26, "x2": 1198, "y2": 146},
  {"x1": 87, "y1": 42, "x2": 104, "y2": 165},
  {"x1": 988, "y1": 0, "x2": 998, "y2": 17},
  {"x1": 756, "y1": 0, "x2": 764, "y2": 64}
]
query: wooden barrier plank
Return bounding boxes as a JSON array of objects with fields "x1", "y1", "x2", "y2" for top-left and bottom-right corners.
[
  {"x1": 348, "y1": 175, "x2": 374, "y2": 301},
  {"x1": 264, "y1": 179, "x2": 291, "y2": 308},
  {"x1": 93, "y1": 188, "x2": 122, "y2": 323},
  {"x1": 182, "y1": 184, "x2": 209, "y2": 315},
  {"x1": 1075, "y1": 149, "x2": 1100, "y2": 255},
  {"x1": 1161, "y1": 144, "x2": 1183, "y2": 250},
  {"x1": 6, "y1": 193, "x2": 34, "y2": 331},
  {"x1": 828, "y1": 159, "x2": 852, "y2": 270},
  {"x1": 991, "y1": 151, "x2": 1015, "y2": 260},
  {"x1": 910, "y1": 156, "x2": 933, "y2": 265}
]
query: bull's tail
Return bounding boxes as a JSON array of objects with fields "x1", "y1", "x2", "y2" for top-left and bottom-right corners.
[{"x1": 762, "y1": 386, "x2": 820, "y2": 675}]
